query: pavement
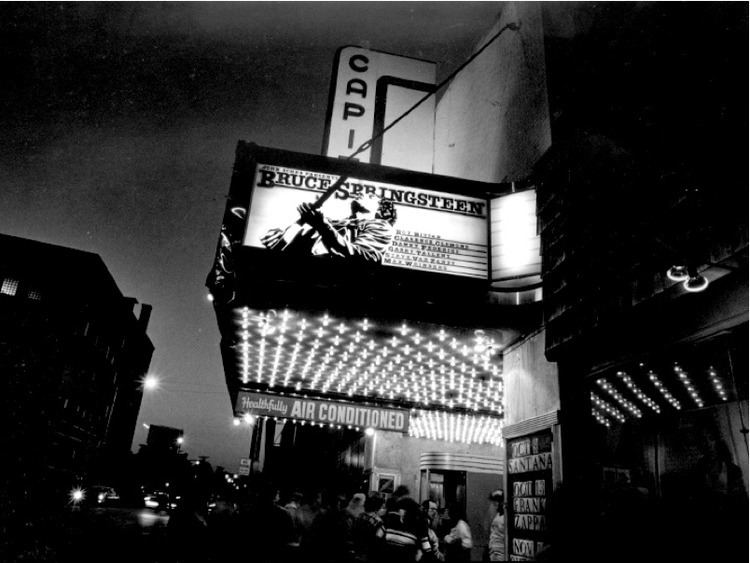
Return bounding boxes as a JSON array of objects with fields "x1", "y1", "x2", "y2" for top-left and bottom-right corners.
[{"x1": 5, "y1": 505, "x2": 172, "y2": 563}]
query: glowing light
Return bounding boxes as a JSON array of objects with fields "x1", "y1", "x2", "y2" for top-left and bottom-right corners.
[
  {"x1": 666, "y1": 265, "x2": 689, "y2": 282},
  {"x1": 674, "y1": 364, "x2": 703, "y2": 407},
  {"x1": 616, "y1": 371, "x2": 660, "y2": 414},
  {"x1": 231, "y1": 308, "x2": 504, "y2": 416},
  {"x1": 708, "y1": 367, "x2": 727, "y2": 401},
  {"x1": 142, "y1": 374, "x2": 160, "y2": 391},
  {"x1": 683, "y1": 274, "x2": 709, "y2": 293},
  {"x1": 590, "y1": 392, "x2": 626, "y2": 423},
  {"x1": 70, "y1": 488, "x2": 85, "y2": 504},
  {"x1": 408, "y1": 410, "x2": 503, "y2": 445},
  {"x1": 491, "y1": 189, "x2": 541, "y2": 284},
  {"x1": 648, "y1": 371, "x2": 681, "y2": 410},
  {"x1": 597, "y1": 378, "x2": 642, "y2": 418}
]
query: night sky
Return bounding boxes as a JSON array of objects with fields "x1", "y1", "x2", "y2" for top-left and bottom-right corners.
[{"x1": 0, "y1": 2, "x2": 505, "y2": 471}]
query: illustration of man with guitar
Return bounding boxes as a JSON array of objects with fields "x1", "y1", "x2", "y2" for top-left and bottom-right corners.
[{"x1": 260, "y1": 191, "x2": 397, "y2": 264}]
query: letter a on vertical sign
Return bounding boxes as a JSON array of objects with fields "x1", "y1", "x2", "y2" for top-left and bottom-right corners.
[{"x1": 323, "y1": 46, "x2": 436, "y2": 173}]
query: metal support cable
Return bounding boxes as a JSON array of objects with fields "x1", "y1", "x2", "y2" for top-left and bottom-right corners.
[
  {"x1": 349, "y1": 21, "x2": 522, "y2": 160},
  {"x1": 313, "y1": 21, "x2": 522, "y2": 207}
]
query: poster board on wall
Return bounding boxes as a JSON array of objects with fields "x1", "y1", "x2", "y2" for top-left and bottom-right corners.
[{"x1": 506, "y1": 430, "x2": 553, "y2": 560}]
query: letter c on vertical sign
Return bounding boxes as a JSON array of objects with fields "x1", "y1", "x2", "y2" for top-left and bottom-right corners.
[{"x1": 349, "y1": 54, "x2": 369, "y2": 72}]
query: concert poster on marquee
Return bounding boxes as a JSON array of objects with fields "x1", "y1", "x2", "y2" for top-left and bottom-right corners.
[{"x1": 240, "y1": 152, "x2": 489, "y2": 280}]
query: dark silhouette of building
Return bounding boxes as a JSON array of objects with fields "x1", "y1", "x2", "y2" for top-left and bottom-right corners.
[
  {"x1": 146, "y1": 424, "x2": 184, "y2": 454},
  {"x1": 533, "y1": 4, "x2": 748, "y2": 561},
  {"x1": 0, "y1": 233, "x2": 154, "y2": 507}
]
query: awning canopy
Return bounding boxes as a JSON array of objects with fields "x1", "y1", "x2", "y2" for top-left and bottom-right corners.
[
  {"x1": 229, "y1": 306, "x2": 504, "y2": 417},
  {"x1": 589, "y1": 331, "x2": 744, "y2": 428}
]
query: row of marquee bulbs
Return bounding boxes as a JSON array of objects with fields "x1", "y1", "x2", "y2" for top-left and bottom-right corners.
[
  {"x1": 591, "y1": 363, "x2": 727, "y2": 427},
  {"x1": 237, "y1": 308, "x2": 504, "y2": 414},
  {"x1": 233, "y1": 410, "x2": 504, "y2": 446}
]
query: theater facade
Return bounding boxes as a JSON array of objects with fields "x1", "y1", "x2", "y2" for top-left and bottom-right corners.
[{"x1": 206, "y1": 141, "x2": 547, "y2": 559}]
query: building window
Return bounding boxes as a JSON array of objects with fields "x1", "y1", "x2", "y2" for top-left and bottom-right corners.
[
  {"x1": 1, "y1": 278, "x2": 19, "y2": 296},
  {"x1": 27, "y1": 288, "x2": 41, "y2": 301}
]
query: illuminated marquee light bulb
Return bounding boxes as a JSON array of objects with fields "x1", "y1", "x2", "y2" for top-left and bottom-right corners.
[
  {"x1": 648, "y1": 371, "x2": 681, "y2": 410},
  {"x1": 597, "y1": 379, "x2": 642, "y2": 418},
  {"x1": 592, "y1": 408, "x2": 611, "y2": 428},
  {"x1": 674, "y1": 365, "x2": 704, "y2": 408},
  {"x1": 708, "y1": 367, "x2": 728, "y2": 401},
  {"x1": 616, "y1": 372, "x2": 661, "y2": 414},
  {"x1": 590, "y1": 392, "x2": 626, "y2": 423}
]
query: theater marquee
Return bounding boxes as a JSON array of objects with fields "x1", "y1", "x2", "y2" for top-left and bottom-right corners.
[
  {"x1": 237, "y1": 391, "x2": 410, "y2": 433},
  {"x1": 243, "y1": 162, "x2": 488, "y2": 279}
]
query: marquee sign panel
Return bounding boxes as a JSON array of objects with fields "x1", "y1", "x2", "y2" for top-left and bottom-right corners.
[
  {"x1": 237, "y1": 390, "x2": 410, "y2": 433},
  {"x1": 242, "y1": 162, "x2": 488, "y2": 279}
]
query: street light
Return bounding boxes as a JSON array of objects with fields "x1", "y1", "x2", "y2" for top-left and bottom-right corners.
[
  {"x1": 142, "y1": 374, "x2": 160, "y2": 391},
  {"x1": 70, "y1": 487, "x2": 85, "y2": 505}
]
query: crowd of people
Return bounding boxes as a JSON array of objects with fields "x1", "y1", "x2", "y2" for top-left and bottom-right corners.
[{"x1": 166, "y1": 482, "x2": 506, "y2": 563}]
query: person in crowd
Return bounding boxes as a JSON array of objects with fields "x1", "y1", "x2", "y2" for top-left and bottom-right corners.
[
  {"x1": 302, "y1": 490, "x2": 355, "y2": 562},
  {"x1": 284, "y1": 491, "x2": 305, "y2": 553},
  {"x1": 487, "y1": 490, "x2": 505, "y2": 561},
  {"x1": 240, "y1": 483, "x2": 295, "y2": 563},
  {"x1": 166, "y1": 484, "x2": 210, "y2": 562},
  {"x1": 346, "y1": 492, "x2": 367, "y2": 520},
  {"x1": 297, "y1": 489, "x2": 323, "y2": 536},
  {"x1": 393, "y1": 485, "x2": 411, "y2": 502},
  {"x1": 383, "y1": 496, "x2": 420, "y2": 562},
  {"x1": 421, "y1": 499, "x2": 444, "y2": 562},
  {"x1": 443, "y1": 504, "x2": 472, "y2": 563},
  {"x1": 435, "y1": 506, "x2": 453, "y2": 540},
  {"x1": 351, "y1": 493, "x2": 387, "y2": 562}
]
